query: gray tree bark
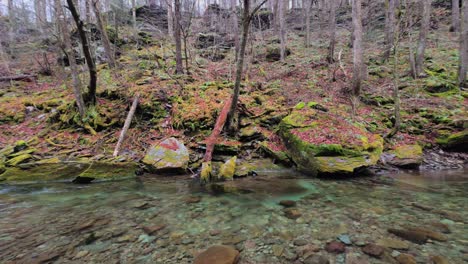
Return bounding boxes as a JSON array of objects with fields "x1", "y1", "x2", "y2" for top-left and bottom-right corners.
[
  {"x1": 92, "y1": 0, "x2": 116, "y2": 68},
  {"x1": 327, "y1": 0, "x2": 337, "y2": 63},
  {"x1": 55, "y1": 0, "x2": 86, "y2": 117},
  {"x1": 167, "y1": 0, "x2": 174, "y2": 37},
  {"x1": 383, "y1": 0, "x2": 396, "y2": 61},
  {"x1": 174, "y1": 0, "x2": 184, "y2": 74},
  {"x1": 459, "y1": 0, "x2": 468, "y2": 87},
  {"x1": 304, "y1": 0, "x2": 312, "y2": 47},
  {"x1": 450, "y1": 0, "x2": 460, "y2": 32},
  {"x1": 279, "y1": 0, "x2": 286, "y2": 61},
  {"x1": 415, "y1": 0, "x2": 431, "y2": 77},
  {"x1": 352, "y1": 0, "x2": 363, "y2": 96}
]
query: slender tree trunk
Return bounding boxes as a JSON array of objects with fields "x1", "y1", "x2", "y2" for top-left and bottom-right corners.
[
  {"x1": 174, "y1": 0, "x2": 184, "y2": 74},
  {"x1": 304, "y1": 0, "x2": 312, "y2": 47},
  {"x1": 327, "y1": 0, "x2": 337, "y2": 63},
  {"x1": 85, "y1": 0, "x2": 91, "y2": 23},
  {"x1": 279, "y1": 0, "x2": 286, "y2": 61},
  {"x1": 131, "y1": 0, "x2": 137, "y2": 29},
  {"x1": 383, "y1": 0, "x2": 396, "y2": 61},
  {"x1": 450, "y1": 0, "x2": 460, "y2": 32},
  {"x1": 67, "y1": 0, "x2": 98, "y2": 106},
  {"x1": 56, "y1": 0, "x2": 86, "y2": 117},
  {"x1": 415, "y1": 0, "x2": 431, "y2": 77},
  {"x1": 167, "y1": 0, "x2": 174, "y2": 37},
  {"x1": 351, "y1": 0, "x2": 363, "y2": 96},
  {"x1": 459, "y1": 0, "x2": 468, "y2": 87},
  {"x1": 113, "y1": 94, "x2": 139, "y2": 157},
  {"x1": 273, "y1": 0, "x2": 279, "y2": 35},
  {"x1": 92, "y1": 0, "x2": 116, "y2": 68},
  {"x1": 227, "y1": 0, "x2": 252, "y2": 132},
  {"x1": 231, "y1": 0, "x2": 240, "y2": 57}
]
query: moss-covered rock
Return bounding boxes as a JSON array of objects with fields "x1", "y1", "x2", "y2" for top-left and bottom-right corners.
[
  {"x1": 436, "y1": 130, "x2": 468, "y2": 152},
  {"x1": 218, "y1": 156, "x2": 237, "y2": 180},
  {"x1": 279, "y1": 109, "x2": 383, "y2": 175},
  {"x1": 142, "y1": 137, "x2": 190, "y2": 173},
  {"x1": 385, "y1": 144, "x2": 423, "y2": 168},
  {"x1": 260, "y1": 141, "x2": 291, "y2": 165}
]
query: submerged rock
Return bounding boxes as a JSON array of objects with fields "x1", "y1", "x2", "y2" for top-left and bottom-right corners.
[
  {"x1": 279, "y1": 108, "x2": 383, "y2": 175},
  {"x1": 362, "y1": 243, "x2": 384, "y2": 258},
  {"x1": 325, "y1": 241, "x2": 346, "y2": 253},
  {"x1": 142, "y1": 137, "x2": 189, "y2": 173},
  {"x1": 194, "y1": 245, "x2": 239, "y2": 264},
  {"x1": 376, "y1": 238, "x2": 409, "y2": 250},
  {"x1": 384, "y1": 144, "x2": 423, "y2": 168},
  {"x1": 388, "y1": 228, "x2": 428, "y2": 244},
  {"x1": 396, "y1": 253, "x2": 417, "y2": 264}
]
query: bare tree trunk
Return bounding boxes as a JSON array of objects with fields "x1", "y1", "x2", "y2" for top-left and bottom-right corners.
[
  {"x1": 327, "y1": 0, "x2": 337, "y2": 63},
  {"x1": 131, "y1": 0, "x2": 137, "y2": 29},
  {"x1": 273, "y1": 0, "x2": 279, "y2": 35},
  {"x1": 113, "y1": 94, "x2": 139, "y2": 157},
  {"x1": 459, "y1": 0, "x2": 468, "y2": 87},
  {"x1": 415, "y1": 0, "x2": 430, "y2": 77},
  {"x1": 351, "y1": 0, "x2": 363, "y2": 96},
  {"x1": 56, "y1": 0, "x2": 86, "y2": 117},
  {"x1": 92, "y1": 0, "x2": 116, "y2": 68},
  {"x1": 450, "y1": 0, "x2": 460, "y2": 32},
  {"x1": 167, "y1": 0, "x2": 174, "y2": 37},
  {"x1": 279, "y1": 0, "x2": 286, "y2": 61},
  {"x1": 383, "y1": 0, "x2": 396, "y2": 61},
  {"x1": 35, "y1": 0, "x2": 47, "y2": 32},
  {"x1": 231, "y1": 0, "x2": 240, "y2": 57},
  {"x1": 174, "y1": 0, "x2": 184, "y2": 74},
  {"x1": 67, "y1": 0, "x2": 98, "y2": 106},
  {"x1": 85, "y1": 0, "x2": 91, "y2": 23},
  {"x1": 304, "y1": 0, "x2": 312, "y2": 47}
]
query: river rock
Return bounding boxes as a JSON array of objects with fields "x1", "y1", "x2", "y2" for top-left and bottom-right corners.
[
  {"x1": 376, "y1": 238, "x2": 410, "y2": 250},
  {"x1": 284, "y1": 208, "x2": 302, "y2": 219},
  {"x1": 194, "y1": 245, "x2": 239, "y2": 264},
  {"x1": 325, "y1": 241, "x2": 345, "y2": 253},
  {"x1": 430, "y1": 255, "x2": 449, "y2": 264},
  {"x1": 362, "y1": 243, "x2": 384, "y2": 258},
  {"x1": 436, "y1": 130, "x2": 468, "y2": 152},
  {"x1": 142, "y1": 137, "x2": 189, "y2": 173},
  {"x1": 388, "y1": 228, "x2": 428, "y2": 244},
  {"x1": 279, "y1": 200, "x2": 296, "y2": 207},
  {"x1": 218, "y1": 156, "x2": 236, "y2": 180},
  {"x1": 406, "y1": 227, "x2": 447, "y2": 242},
  {"x1": 304, "y1": 254, "x2": 330, "y2": 264},
  {"x1": 279, "y1": 108, "x2": 383, "y2": 175},
  {"x1": 396, "y1": 253, "x2": 416, "y2": 264},
  {"x1": 385, "y1": 144, "x2": 423, "y2": 168}
]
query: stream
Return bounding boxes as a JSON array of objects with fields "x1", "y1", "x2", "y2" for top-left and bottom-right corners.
[{"x1": 0, "y1": 168, "x2": 467, "y2": 263}]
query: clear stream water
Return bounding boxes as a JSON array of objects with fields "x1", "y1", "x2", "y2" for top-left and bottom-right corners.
[{"x1": 0, "y1": 168, "x2": 467, "y2": 263}]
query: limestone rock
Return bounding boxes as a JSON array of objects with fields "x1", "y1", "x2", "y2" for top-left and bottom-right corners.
[
  {"x1": 142, "y1": 137, "x2": 189, "y2": 173},
  {"x1": 385, "y1": 144, "x2": 423, "y2": 168},
  {"x1": 194, "y1": 245, "x2": 239, "y2": 264}
]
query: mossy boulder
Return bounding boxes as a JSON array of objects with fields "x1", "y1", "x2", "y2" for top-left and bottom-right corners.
[
  {"x1": 260, "y1": 141, "x2": 291, "y2": 165},
  {"x1": 218, "y1": 156, "x2": 237, "y2": 180},
  {"x1": 436, "y1": 130, "x2": 468, "y2": 152},
  {"x1": 142, "y1": 137, "x2": 189, "y2": 173},
  {"x1": 384, "y1": 144, "x2": 423, "y2": 168},
  {"x1": 279, "y1": 109, "x2": 383, "y2": 175}
]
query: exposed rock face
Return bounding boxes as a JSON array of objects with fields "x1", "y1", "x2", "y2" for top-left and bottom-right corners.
[
  {"x1": 279, "y1": 107, "x2": 383, "y2": 176},
  {"x1": 384, "y1": 144, "x2": 423, "y2": 168},
  {"x1": 142, "y1": 137, "x2": 189, "y2": 173},
  {"x1": 436, "y1": 130, "x2": 468, "y2": 152},
  {"x1": 194, "y1": 245, "x2": 239, "y2": 264}
]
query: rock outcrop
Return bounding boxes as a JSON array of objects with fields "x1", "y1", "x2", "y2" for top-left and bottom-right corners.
[{"x1": 142, "y1": 137, "x2": 189, "y2": 173}]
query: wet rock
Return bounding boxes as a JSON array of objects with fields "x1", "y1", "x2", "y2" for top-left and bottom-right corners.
[
  {"x1": 74, "y1": 250, "x2": 89, "y2": 259},
  {"x1": 304, "y1": 254, "x2": 330, "y2": 264},
  {"x1": 436, "y1": 130, "x2": 468, "y2": 152},
  {"x1": 325, "y1": 241, "x2": 345, "y2": 254},
  {"x1": 209, "y1": 230, "x2": 221, "y2": 236},
  {"x1": 142, "y1": 137, "x2": 189, "y2": 173},
  {"x1": 337, "y1": 234, "x2": 352, "y2": 245},
  {"x1": 194, "y1": 245, "x2": 239, "y2": 264},
  {"x1": 396, "y1": 253, "x2": 417, "y2": 264},
  {"x1": 279, "y1": 200, "x2": 296, "y2": 207},
  {"x1": 218, "y1": 156, "x2": 237, "y2": 180},
  {"x1": 185, "y1": 196, "x2": 202, "y2": 204},
  {"x1": 384, "y1": 144, "x2": 423, "y2": 168},
  {"x1": 362, "y1": 243, "x2": 384, "y2": 258},
  {"x1": 429, "y1": 222, "x2": 451, "y2": 234},
  {"x1": 430, "y1": 255, "x2": 449, "y2": 264},
  {"x1": 131, "y1": 201, "x2": 150, "y2": 209},
  {"x1": 293, "y1": 239, "x2": 308, "y2": 246},
  {"x1": 272, "y1": 244, "x2": 284, "y2": 257},
  {"x1": 142, "y1": 224, "x2": 166, "y2": 235},
  {"x1": 279, "y1": 108, "x2": 383, "y2": 175},
  {"x1": 388, "y1": 228, "x2": 428, "y2": 244},
  {"x1": 72, "y1": 176, "x2": 95, "y2": 184},
  {"x1": 376, "y1": 238, "x2": 410, "y2": 250},
  {"x1": 284, "y1": 208, "x2": 302, "y2": 219},
  {"x1": 406, "y1": 227, "x2": 447, "y2": 242}
]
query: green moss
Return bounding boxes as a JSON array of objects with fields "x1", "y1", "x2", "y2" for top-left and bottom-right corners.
[
  {"x1": 294, "y1": 102, "x2": 306, "y2": 110},
  {"x1": 218, "y1": 156, "x2": 237, "y2": 181},
  {"x1": 389, "y1": 144, "x2": 423, "y2": 159},
  {"x1": 436, "y1": 130, "x2": 468, "y2": 151},
  {"x1": 5, "y1": 154, "x2": 33, "y2": 167}
]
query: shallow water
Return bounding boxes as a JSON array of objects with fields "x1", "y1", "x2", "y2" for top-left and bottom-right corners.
[{"x1": 0, "y1": 168, "x2": 467, "y2": 263}]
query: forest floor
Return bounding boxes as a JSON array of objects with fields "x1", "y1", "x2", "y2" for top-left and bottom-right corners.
[{"x1": 0, "y1": 24, "x2": 467, "y2": 180}]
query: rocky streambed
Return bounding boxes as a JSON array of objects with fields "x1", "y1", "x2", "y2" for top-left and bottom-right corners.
[{"x1": 0, "y1": 168, "x2": 467, "y2": 264}]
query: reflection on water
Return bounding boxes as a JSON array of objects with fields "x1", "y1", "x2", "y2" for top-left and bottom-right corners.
[{"x1": 0, "y1": 169, "x2": 467, "y2": 263}]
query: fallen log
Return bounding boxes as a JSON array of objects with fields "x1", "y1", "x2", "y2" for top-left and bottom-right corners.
[
  {"x1": 0, "y1": 75, "x2": 37, "y2": 82},
  {"x1": 200, "y1": 95, "x2": 232, "y2": 182},
  {"x1": 113, "y1": 94, "x2": 140, "y2": 157}
]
